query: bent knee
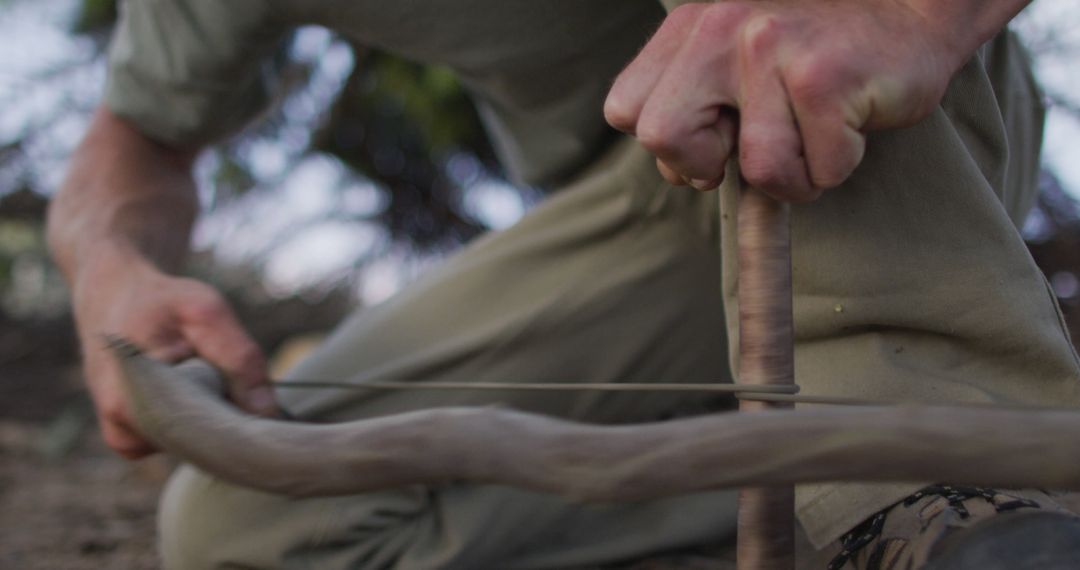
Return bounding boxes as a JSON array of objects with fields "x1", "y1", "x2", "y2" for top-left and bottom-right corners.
[
  {"x1": 159, "y1": 465, "x2": 431, "y2": 569},
  {"x1": 158, "y1": 464, "x2": 272, "y2": 569}
]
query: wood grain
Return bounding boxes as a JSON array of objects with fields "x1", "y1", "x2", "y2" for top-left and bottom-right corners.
[
  {"x1": 114, "y1": 348, "x2": 1080, "y2": 501},
  {"x1": 735, "y1": 188, "x2": 795, "y2": 570}
]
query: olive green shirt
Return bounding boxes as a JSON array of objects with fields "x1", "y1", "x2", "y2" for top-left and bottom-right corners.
[{"x1": 105, "y1": 0, "x2": 669, "y2": 187}]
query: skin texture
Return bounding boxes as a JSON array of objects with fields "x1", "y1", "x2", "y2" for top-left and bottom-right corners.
[
  {"x1": 47, "y1": 109, "x2": 278, "y2": 459},
  {"x1": 604, "y1": 0, "x2": 1033, "y2": 201}
]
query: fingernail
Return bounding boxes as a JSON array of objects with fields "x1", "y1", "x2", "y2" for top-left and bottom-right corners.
[
  {"x1": 246, "y1": 386, "x2": 278, "y2": 415},
  {"x1": 690, "y1": 178, "x2": 715, "y2": 191}
]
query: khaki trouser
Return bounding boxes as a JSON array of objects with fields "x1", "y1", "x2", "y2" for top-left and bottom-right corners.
[{"x1": 158, "y1": 33, "x2": 1080, "y2": 568}]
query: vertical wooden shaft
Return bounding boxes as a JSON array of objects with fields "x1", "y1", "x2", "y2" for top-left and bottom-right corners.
[{"x1": 735, "y1": 187, "x2": 795, "y2": 570}]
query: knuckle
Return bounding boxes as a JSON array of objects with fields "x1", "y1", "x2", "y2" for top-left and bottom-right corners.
[
  {"x1": 184, "y1": 294, "x2": 230, "y2": 324},
  {"x1": 695, "y1": 3, "x2": 746, "y2": 38},
  {"x1": 740, "y1": 143, "x2": 816, "y2": 201},
  {"x1": 739, "y1": 148, "x2": 785, "y2": 189},
  {"x1": 785, "y1": 59, "x2": 835, "y2": 111},
  {"x1": 785, "y1": 52, "x2": 862, "y2": 117},
  {"x1": 739, "y1": 14, "x2": 783, "y2": 59},
  {"x1": 741, "y1": 164, "x2": 784, "y2": 191}
]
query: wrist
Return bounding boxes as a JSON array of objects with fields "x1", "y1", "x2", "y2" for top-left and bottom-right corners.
[
  {"x1": 71, "y1": 242, "x2": 161, "y2": 313},
  {"x1": 905, "y1": 0, "x2": 1031, "y2": 70}
]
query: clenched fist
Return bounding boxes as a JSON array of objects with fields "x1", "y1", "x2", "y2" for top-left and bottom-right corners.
[{"x1": 605, "y1": 0, "x2": 993, "y2": 201}]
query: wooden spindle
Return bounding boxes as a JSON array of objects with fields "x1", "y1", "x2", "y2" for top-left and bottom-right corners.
[{"x1": 735, "y1": 187, "x2": 795, "y2": 570}]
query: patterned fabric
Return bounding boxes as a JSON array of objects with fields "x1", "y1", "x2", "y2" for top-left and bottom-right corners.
[{"x1": 828, "y1": 486, "x2": 1063, "y2": 570}]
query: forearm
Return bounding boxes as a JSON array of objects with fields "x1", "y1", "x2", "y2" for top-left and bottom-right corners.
[
  {"x1": 48, "y1": 109, "x2": 277, "y2": 456},
  {"x1": 659, "y1": 0, "x2": 1033, "y2": 62},
  {"x1": 909, "y1": 0, "x2": 1033, "y2": 66},
  {"x1": 47, "y1": 107, "x2": 200, "y2": 288}
]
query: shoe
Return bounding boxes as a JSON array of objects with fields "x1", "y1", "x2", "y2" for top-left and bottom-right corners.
[{"x1": 827, "y1": 485, "x2": 1080, "y2": 569}]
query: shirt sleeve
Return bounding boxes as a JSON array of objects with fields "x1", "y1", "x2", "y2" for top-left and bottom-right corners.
[{"x1": 104, "y1": 0, "x2": 292, "y2": 147}]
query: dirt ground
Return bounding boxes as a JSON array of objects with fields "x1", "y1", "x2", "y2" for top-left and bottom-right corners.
[{"x1": 0, "y1": 363, "x2": 168, "y2": 570}]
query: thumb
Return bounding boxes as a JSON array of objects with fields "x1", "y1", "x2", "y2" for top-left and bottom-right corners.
[{"x1": 175, "y1": 295, "x2": 280, "y2": 417}]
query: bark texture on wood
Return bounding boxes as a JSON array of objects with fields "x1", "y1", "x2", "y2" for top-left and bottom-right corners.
[
  {"x1": 736, "y1": 188, "x2": 795, "y2": 570},
  {"x1": 114, "y1": 347, "x2": 1080, "y2": 501}
]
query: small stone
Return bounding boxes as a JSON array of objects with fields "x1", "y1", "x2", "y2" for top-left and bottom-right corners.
[{"x1": 833, "y1": 304, "x2": 844, "y2": 314}]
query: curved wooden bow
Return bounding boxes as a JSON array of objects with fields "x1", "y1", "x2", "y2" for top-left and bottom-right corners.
[{"x1": 111, "y1": 342, "x2": 1080, "y2": 501}]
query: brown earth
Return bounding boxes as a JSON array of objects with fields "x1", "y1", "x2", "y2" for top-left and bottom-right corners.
[{"x1": 0, "y1": 363, "x2": 169, "y2": 570}]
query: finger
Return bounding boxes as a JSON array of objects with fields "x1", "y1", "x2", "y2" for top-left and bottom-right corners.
[
  {"x1": 793, "y1": 105, "x2": 865, "y2": 191},
  {"x1": 96, "y1": 390, "x2": 159, "y2": 459},
  {"x1": 737, "y1": 44, "x2": 817, "y2": 201},
  {"x1": 174, "y1": 293, "x2": 278, "y2": 417},
  {"x1": 658, "y1": 159, "x2": 723, "y2": 190},
  {"x1": 634, "y1": 12, "x2": 743, "y2": 182},
  {"x1": 785, "y1": 64, "x2": 868, "y2": 190},
  {"x1": 657, "y1": 158, "x2": 690, "y2": 186},
  {"x1": 689, "y1": 174, "x2": 725, "y2": 192},
  {"x1": 604, "y1": 3, "x2": 710, "y2": 133},
  {"x1": 639, "y1": 98, "x2": 738, "y2": 183},
  {"x1": 101, "y1": 417, "x2": 158, "y2": 459},
  {"x1": 118, "y1": 310, "x2": 194, "y2": 363}
]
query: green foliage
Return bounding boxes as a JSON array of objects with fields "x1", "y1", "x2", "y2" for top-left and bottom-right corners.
[
  {"x1": 72, "y1": 0, "x2": 117, "y2": 34},
  {"x1": 372, "y1": 58, "x2": 481, "y2": 152},
  {"x1": 313, "y1": 48, "x2": 496, "y2": 247},
  {"x1": 343, "y1": 50, "x2": 491, "y2": 160},
  {"x1": 0, "y1": 221, "x2": 39, "y2": 254}
]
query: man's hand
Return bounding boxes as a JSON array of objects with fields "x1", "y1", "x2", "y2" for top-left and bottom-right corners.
[
  {"x1": 74, "y1": 255, "x2": 276, "y2": 458},
  {"x1": 605, "y1": 0, "x2": 989, "y2": 201},
  {"x1": 48, "y1": 108, "x2": 279, "y2": 458}
]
